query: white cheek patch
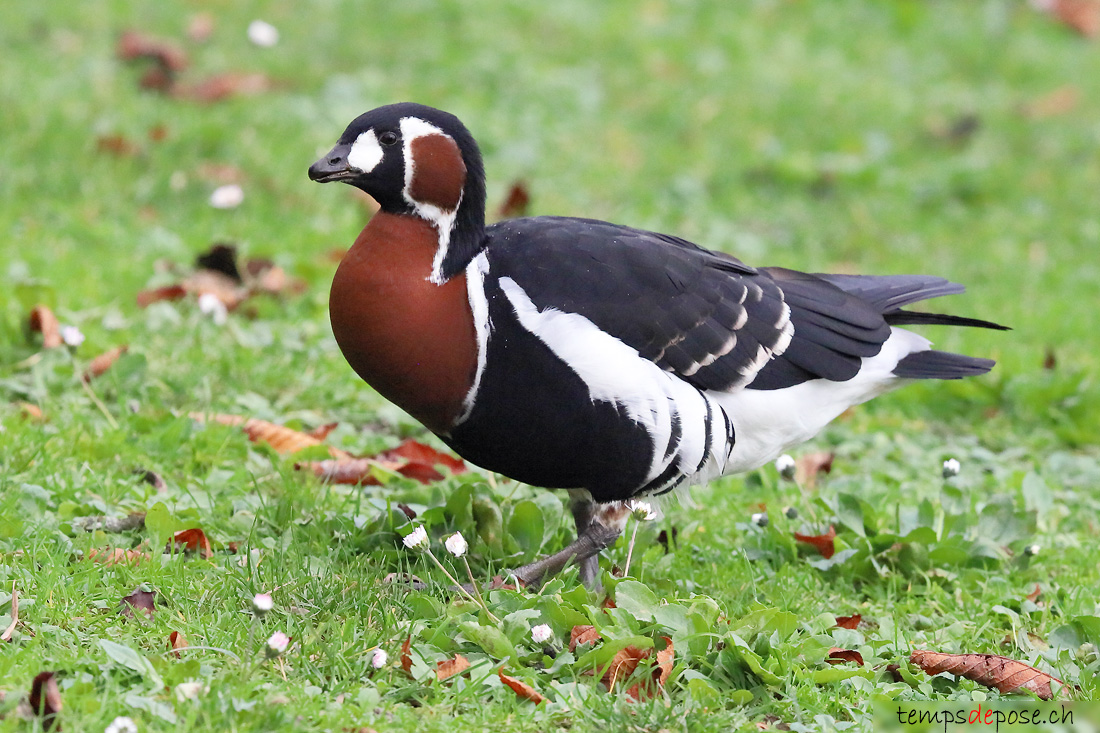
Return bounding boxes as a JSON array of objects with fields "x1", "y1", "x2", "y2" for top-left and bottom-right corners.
[{"x1": 347, "y1": 130, "x2": 384, "y2": 173}]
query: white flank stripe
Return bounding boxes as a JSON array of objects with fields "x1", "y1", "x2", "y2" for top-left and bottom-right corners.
[
  {"x1": 454, "y1": 252, "x2": 492, "y2": 426},
  {"x1": 499, "y1": 277, "x2": 729, "y2": 488},
  {"x1": 715, "y1": 327, "x2": 930, "y2": 473}
]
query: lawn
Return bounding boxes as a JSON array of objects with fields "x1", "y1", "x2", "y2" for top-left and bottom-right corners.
[{"x1": 2, "y1": 0, "x2": 1099, "y2": 730}]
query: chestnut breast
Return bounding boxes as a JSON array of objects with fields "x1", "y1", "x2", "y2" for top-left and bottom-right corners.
[{"x1": 329, "y1": 212, "x2": 477, "y2": 434}]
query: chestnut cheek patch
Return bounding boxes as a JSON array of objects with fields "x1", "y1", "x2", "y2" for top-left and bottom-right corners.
[{"x1": 407, "y1": 134, "x2": 466, "y2": 211}]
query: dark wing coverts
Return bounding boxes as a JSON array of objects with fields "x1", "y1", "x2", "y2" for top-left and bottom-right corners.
[{"x1": 482, "y1": 217, "x2": 896, "y2": 392}]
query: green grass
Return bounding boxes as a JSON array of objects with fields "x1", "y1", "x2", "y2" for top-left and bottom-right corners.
[{"x1": 2, "y1": 0, "x2": 1099, "y2": 730}]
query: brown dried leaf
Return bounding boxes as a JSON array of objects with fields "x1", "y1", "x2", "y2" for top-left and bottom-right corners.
[
  {"x1": 435, "y1": 654, "x2": 470, "y2": 681},
  {"x1": 83, "y1": 345, "x2": 128, "y2": 381},
  {"x1": 306, "y1": 422, "x2": 339, "y2": 441},
  {"x1": 569, "y1": 625, "x2": 600, "y2": 652},
  {"x1": 376, "y1": 439, "x2": 467, "y2": 477},
  {"x1": 195, "y1": 413, "x2": 349, "y2": 459},
  {"x1": 396, "y1": 503, "x2": 417, "y2": 520},
  {"x1": 1042, "y1": 348, "x2": 1058, "y2": 371},
  {"x1": 498, "y1": 669, "x2": 545, "y2": 704},
  {"x1": 400, "y1": 636, "x2": 413, "y2": 674},
  {"x1": 96, "y1": 134, "x2": 141, "y2": 157},
  {"x1": 1034, "y1": 0, "x2": 1100, "y2": 37},
  {"x1": 826, "y1": 647, "x2": 864, "y2": 666},
  {"x1": 16, "y1": 402, "x2": 45, "y2": 421},
  {"x1": 1, "y1": 584, "x2": 18, "y2": 642},
  {"x1": 295, "y1": 457, "x2": 397, "y2": 485},
  {"x1": 793, "y1": 525, "x2": 837, "y2": 559},
  {"x1": 176, "y1": 73, "x2": 272, "y2": 103},
  {"x1": 168, "y1": 630, "x2": 188, "y2": 658},
  {"x1": 795, "y1": 451, "x2": 834, "y2": 488},
  {"x1": 910, "y1": 649, "x2": 1065, "y2": 700},
  {"x1": 28, "y1": 305, "x2": 62, "y2": 349},
  {"x1": 602, "y1": 645, "x2": 648, "y2": 689},
  {"x1": 139, "y1": 66, "x2": 175, "y2": 93},
  {"x1": 28, "y1": 671, "x2": 62, "y2": 729},
  {"x1": 170, "y1": 528, "x2": 212, "y2": 559},
  {"x1": 627, "y1": 636, "x2": 674, "y2": 701},
  {"x1": 835, "y1": 614, "x2": 862, "y2": 629},
  {"x1": 116, "y1": 30, "x2": 189, "y2": 72},
  {"x1": 1021, "y1": 85, "x2": 1080, "y2": 119},
  {"x1": 195, "y1": 242, "x2": 242, "y2": 280},
  {"x1": 496, "y1": 180, "x2": 531, "y2": 219},
  {"x1": 87, "y1": 547, "x2": 149, "y2": 565},
  {"x1": 136, "y1": 284, "x2": 188, "y2": 307},
  {"x1": 120, "y1": 587, "x2": 156, "y2": 619},
  {"x1": 1026, "y1": 584, "x2": 1042, "y2": 603}
]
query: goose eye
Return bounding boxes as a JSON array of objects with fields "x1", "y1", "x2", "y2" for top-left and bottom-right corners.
[{"x1": 379, "y1": 131, "x2": 399, "y2": 146}]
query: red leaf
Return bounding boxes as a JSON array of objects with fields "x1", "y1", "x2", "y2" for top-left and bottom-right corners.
[
  {"x1": 400, "y1": 636, "x2": 413, "y2": 674},
  {"x1": 120, "y1": 587, "x2": 156, "y2": 619},
  {"x1": 794, "y1": 525, "x2": 837, "y2": 559},
  {"x1": 834, "y1": 614, "x2": 861, "y2": 629},
  {"x1": 28, "y1": 305, "x2": 62, "y2": 349},
  {"x1": 826, "y1": 647, "x2": 864, "y2": 666},
  {"x1": 168, "y1": 631, "x2": 188, "y2": 658},
  {"x1": 29, "y1": 671, "x2": 63, "y2": 728},
  {"x1": 601, "y1": 645, "x2": 648, "y2": 690},
  {"x1": 436, "y1": 654, "x2": 470, "y2": 681},
  {"x1": 376, "y1": 439, "x2": 467, "y2": 476},
  {"x1": 627, "y1": 636, "x2": 674, "y2": 701},
  {"x1": 569, "y1": 625, "x2": 600, "y2": 652},
  {"x1": 1025, "y1": 584, "x2": 1042, "y2": 603},
  {"x1": 795, "y1": 451, "x2": 834, "y2": 488},
  {"x1": 498, "y1": 669, "x2": 545, "y2": 704},
  {"x1": 170, "y1": 528, "x2": 212, "y2": 559},
  {"x1": 116, "y1": 30, "x2": 189, "y2": 72},
  {"x1": 910, "y1": 649, "x2": 1065, "y2": 700},
  {"x1": 496, "y1": 181, "x2": 531, "y2": 219},
  {"x1": 83, "y1": 345, "x2": 129, "y2": 382},
  {"x1": 136, "y1": 284, "x2": 188, "y2": 307}
]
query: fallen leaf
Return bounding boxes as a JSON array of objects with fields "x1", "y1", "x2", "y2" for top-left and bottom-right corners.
[
  {"x1": 119, "y1": 587, "x2": 157, "y2": 619},
  {"x1": 16, "y1": 403, "x2": 45, "y2": 421},
  {"x1": 83, "y1": 345, "x2": 129, "y2": 381},
  {"x1": 148, "y1": 124, "x2": 168, "y2": 143},
  {"x1": 627, "y1": 636, "x2": 674, "y2": 701},
  {"x1": 1020, "y1": 85, "x2": 1080, "y2": 119},
  {"x1": 487, "y1": 575, "x2": 522, "y2": 591},
  {"x1": 28, "y1": 671, "x2": 62, "y2": 729},
  {"x1": 175, "y1": 72, "x2": 272, "y2": 103},
  {"x1": 116, "y1": 29, "x2": 189, "y2": 72},
  {"x1": 139, "y1": 66, "x2": 175, "y2": 93},
  {"x1": 195, "y1": 413, "x2": 349, "y2": 459},
  {"x1": 795, "y1": 451, "x2": 834, "y2": 487},
  {"x1": 400, "y1": 637, "x2": 413, "y2": 675},
  {"x1": 835, "y1": 614, "x2": 861, "y2": 629},
  {"x1": 496, "y1": 180, "x2": 531, "y2": 219},
  {"x1": 170, "y1": 528, "x2": 212, "y2": 559},
  {"x1": 1026, "y1": 584, "x2": 1042, "y2": 603},
  {"x1": 826, "y1": 647, "x2": 864, "y2": 666},
  {"x1": 87, "y1": 547, "x2": 149, "y2": 565},
  {"x1": 569, "y1": 625, "x2": 600, "y2": 652},
  {"x1": 793, "y1": 525, "x2": 837, "y2": 559},
  {"x1": 886, "y1": 663, "x2": 903, "y2": 682},
  {"x1": 1032, "y1": 0, "x2": 1100, "y2": 37},
  {"x1": 1042, "y1": 348, "x2": 1057, "y2": 371},
  {"x1": 136, "y1": 284, "x2": 188, "y2": 308},
  {"x1": 396, "y1": 503, "x2": 418, "y2": 520},
  {"x1": 168, "y1": 631, "x2": 188, "y2": 658},
  {"x1": 910, "y1": 649, "x2": 1064, "y2": 700},
  {"x1": 498, "y1": 669, "x2": 545, "y2": 704},
  {"x1": 1, "y1": 584, "x2": 17, "y2": 642},
  {"x1": 96, "y1": 134, "x2": 141, "y2": 157},
  {"x1": 306, "y1": 422, "x2": 339, "y2": 441},
  {"x1": 28, "y1": 305, "x2": 62, "y2": 349},
  {"x1": 136, "y1": 468, "x2": 167, "y2": 491},
  {"x1": 436, "y1": 654, "x2": 470, "y2": 681},
  {"x1": 377, "y1": 439, "x2": 467, "y2": 477},
  {"x1": 602, "y1": 645, "x2": 648, "y2": 690},
  {"x1": 296, "y1": 457, "x2": 397, "y2": 484}
]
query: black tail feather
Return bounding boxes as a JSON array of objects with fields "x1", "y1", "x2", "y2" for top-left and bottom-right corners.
[
  {"x1": 884, "y1": 310, "x2": 1010, "y2": 331},
  {"x1": 893, "y1": 350, "x2": 996, "y2": 380}
]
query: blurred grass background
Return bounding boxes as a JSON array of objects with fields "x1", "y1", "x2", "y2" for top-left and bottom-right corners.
[{"x1": 2, "y1": 1, "x2": 1099, "y2": 730}]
